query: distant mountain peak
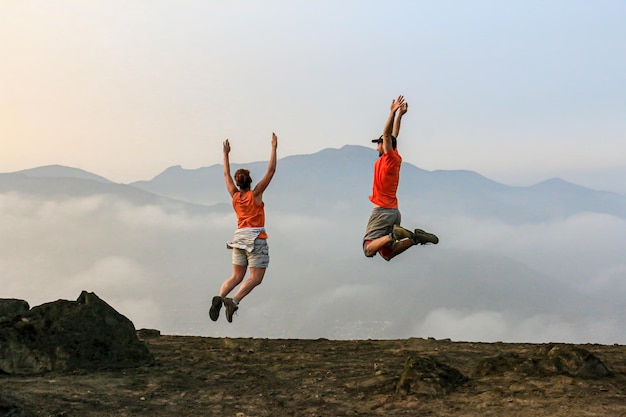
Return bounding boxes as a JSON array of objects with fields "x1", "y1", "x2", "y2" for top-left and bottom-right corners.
[
  {"x1": 531, "y1": 177, "x2": 589, "y2": 192},
  {"x1": 13, "y1": 165, "x2": 112, "y2": 184},
  {"x1": 165, "y1": 165, "x2": 183, "y2": 171}
]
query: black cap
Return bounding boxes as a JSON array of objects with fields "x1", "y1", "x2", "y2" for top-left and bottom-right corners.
[{"x1": 371, "y1": 135, "x2": 397, "y2": 149}]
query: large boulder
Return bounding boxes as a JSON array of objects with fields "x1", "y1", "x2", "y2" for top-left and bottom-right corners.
[{"x1": 0, "y1": 291, "x2": 154, "y2": 375}]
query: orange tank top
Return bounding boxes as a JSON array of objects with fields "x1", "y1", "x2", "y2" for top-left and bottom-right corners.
[
  {"x1": 369, "y1": 149, "x2": 402, "y2": 209},
  {"x1": 232, "y1": 191, "x2": 268, "y2": 239}
]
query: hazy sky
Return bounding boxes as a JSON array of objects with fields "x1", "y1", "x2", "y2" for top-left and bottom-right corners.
[{"x1": 2, "y1": 1, "x2": 625, "y2": 191}]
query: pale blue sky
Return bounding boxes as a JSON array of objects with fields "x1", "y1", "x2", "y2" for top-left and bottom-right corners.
[{"x1": 2, "y1": 1, "x2": 625, "y2": 191}]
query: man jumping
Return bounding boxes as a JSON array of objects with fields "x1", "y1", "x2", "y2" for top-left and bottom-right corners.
[{"x1": 362, "y1": 95, "x2": 438, "y2": 261}]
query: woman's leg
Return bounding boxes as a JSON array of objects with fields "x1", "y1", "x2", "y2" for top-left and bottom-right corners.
[
  {"x1": 232, "y1": 267, "x2": 266, "y2": 302},
  {"x1": 220, "y1": 264, "x2": 247, "y2": 297}
]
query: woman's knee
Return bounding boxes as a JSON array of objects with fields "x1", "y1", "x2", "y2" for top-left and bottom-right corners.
[
  {"x1": 248, "y1": 268, "x2": 266, "y2": 283},
  {"x1": 227, "y1": 276, "x2": 244, "y2": 286}
]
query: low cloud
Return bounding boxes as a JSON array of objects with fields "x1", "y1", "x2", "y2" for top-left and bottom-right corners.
[
  {"x1": 0, "y1": 192, "x2": 223, "y2": 329},
  {"x1": 1, "y1": 191, "x2": 624, "y2": 343},
  {"x1": 69, "y1": 256, "x2": 149, "y2": 295},
  {"x1": 414, "y1": 308, "x2": 623, "y2": 344},
  {"x1": 417, "y1": 309, "x2": 509, "y2": 342},
  {"x1": 433, "y1": 212, "x2": 626, "y2": 292}
]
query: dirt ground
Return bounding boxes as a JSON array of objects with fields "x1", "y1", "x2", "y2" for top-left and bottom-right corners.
[{"x1": 1, "y1": 335, "x2": 625, "y2": 417}]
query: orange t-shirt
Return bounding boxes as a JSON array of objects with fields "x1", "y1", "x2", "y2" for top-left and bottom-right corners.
[
  {"x1": 369, "y1": 149, "x2": 402, "y2": 209},
  {"x1": 232, "y1": 191, "x2": 268, "y2": 239}
]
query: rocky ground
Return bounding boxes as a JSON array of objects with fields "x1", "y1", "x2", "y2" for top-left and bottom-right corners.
[{"x1": 1, "y1": 334, "x2": 625, "y2": 417}]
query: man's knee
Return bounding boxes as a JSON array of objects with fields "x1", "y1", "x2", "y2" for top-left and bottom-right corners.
[{"x1": 363, "y1": 241, "x2": 375, "y2": 257}]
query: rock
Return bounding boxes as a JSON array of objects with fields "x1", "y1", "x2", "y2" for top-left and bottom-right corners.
[
  {"x1": 136, "y1": 328, "x2": 161, "y2": 339},
  {"x1": 0, "y1": 299, "x2": 29, "y2": 321},
  {"x1": 537, "y1": 344, "x2": 612, "y2": 378},
  {"x1": 0, "y1": 291, "x2": 154, "y2": 375},
  {"x1": 396, "y1": 355, "x2": 467, "y2": 396},
  {"x1": 474, "y1": 344, "x2": 612, "y2": 378},
  {"x1": 473, "y1": 352, "x2": 531, "y2": 376}
]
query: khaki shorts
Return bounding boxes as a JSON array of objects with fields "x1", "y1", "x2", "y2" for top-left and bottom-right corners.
[
  {"x1": 362, "y1": 207, "x2": 401, "y2": 257},
  {"x1": 231, "y1": 239, "x2": 270, "y2": 268}
]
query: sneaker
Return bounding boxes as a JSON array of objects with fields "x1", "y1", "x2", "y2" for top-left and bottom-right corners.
[
  {"x1": 414, "y1": 229, "x2": 439, "y2": 245},
  {"x1": 392, "y1": 224, "x2": 415, "y2": 241},
  {"x1": 223, "y1": 298, "x2": 239, "y2": 323},
  {"x1": 209, "y1": 296, "x2": 223, "y2": 321}
]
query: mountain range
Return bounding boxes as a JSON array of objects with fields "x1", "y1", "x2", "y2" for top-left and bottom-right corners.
[{"x1": 5, "y1": 145, "x2": 625, "y2": 221}]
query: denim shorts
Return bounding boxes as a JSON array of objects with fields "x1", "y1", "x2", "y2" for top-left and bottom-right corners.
[{"x1": 231, "y1": 239, "x2": 270, "y2": 268}]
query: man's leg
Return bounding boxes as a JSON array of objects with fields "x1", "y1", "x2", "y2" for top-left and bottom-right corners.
[
  {"x1": 392, "y1": 224, "x2": 439, "y2": 246},
  {"x1": 381, "y1": 238, "x2": 415, "y2": 261},
  {"x1": 363, "y1": 208, "x2": 401, "y2": 257},
  {"x1": 364, "y1": 225, "x2": 415, "y2": 258},
  {"x1": 363, "y1": 234, "x2": 394, "y2": 257},
  {"x1": 379, "y1": 225, "x2": 433, "y2": 261}
]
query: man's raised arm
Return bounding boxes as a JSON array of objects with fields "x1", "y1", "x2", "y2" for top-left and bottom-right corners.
[
  {"x1": 382, "y1": 95, "x2": 404, "y2": 153},
  {"x1": 392, "y1": 101, "x2": 408, "y2": 139}
]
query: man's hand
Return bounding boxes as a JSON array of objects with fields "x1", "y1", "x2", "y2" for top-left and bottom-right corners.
[
  {"x1": 398, "y1": 102, "x2": 408, "y2": 116},
  {"x1": 390, "y1": 95, "x2": 405, "y2": 113},
  {"x1": 271, "y1": 132, "x2": 278, "y2": 149},
  {"x1": 223, "y1": 139, "x2": 231, "y2": 155}
]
